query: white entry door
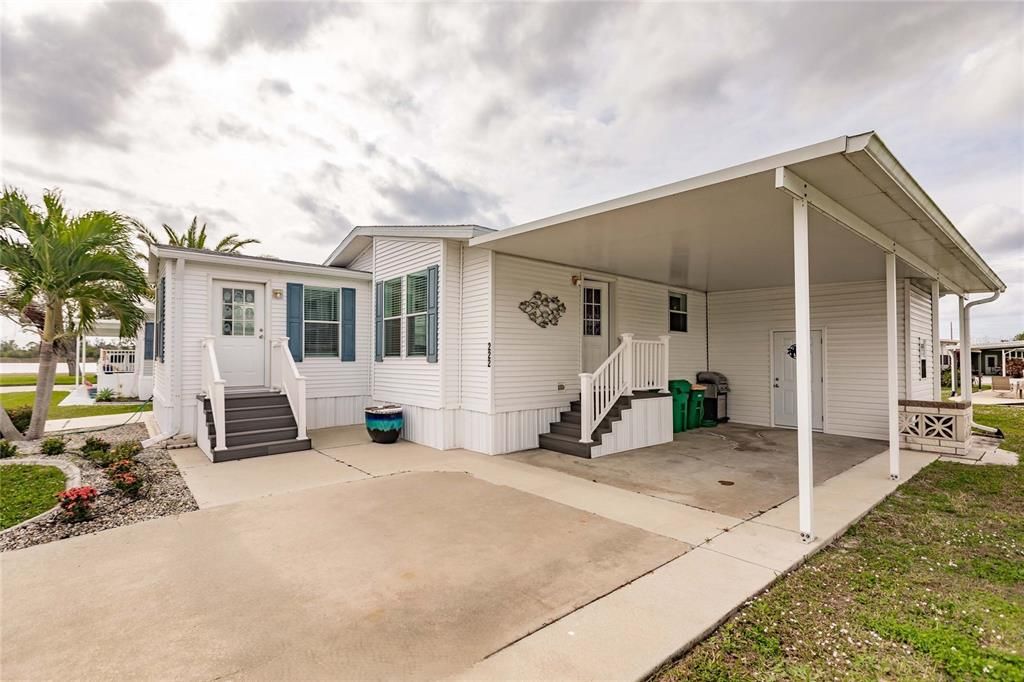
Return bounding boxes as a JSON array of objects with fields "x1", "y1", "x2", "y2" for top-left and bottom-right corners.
[
  {"x1": 772, "y1": 330, "x2": 824, "y2": 430},
  {"x1": 581, "y1": 280, "x2": 610, "y2": 373},
  {"x1": 213, "y1": 281, "x2": 266, "y2": 387}
]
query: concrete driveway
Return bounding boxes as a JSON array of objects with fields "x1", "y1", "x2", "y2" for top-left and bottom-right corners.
[
  {"x1": 510, "y1": 424, "x2": 885, "y2": 518},
  {"x1": 1, "y1": 471, "x2": 686, "y2": 680}
]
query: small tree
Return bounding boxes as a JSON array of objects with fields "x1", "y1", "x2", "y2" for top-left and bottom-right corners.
[
  {"x1": 136, "y1": 216, "x2": 259, "y2": 254},
  {"x1": 0, "y1": 188, "x2": 149, "y2": 439}
]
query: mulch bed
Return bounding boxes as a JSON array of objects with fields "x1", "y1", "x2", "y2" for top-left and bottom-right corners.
[{"x1": 0, "y1": 424, "x2": 198, "y2": 552}]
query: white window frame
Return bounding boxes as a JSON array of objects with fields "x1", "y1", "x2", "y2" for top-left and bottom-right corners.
[
  {"x1": 669, "y1": 292, "x2": 688, "y2": 333},
  {"x1": 405, "y1": 270, "x2": 429, "y2": 357},
  {"x1": 303, "y1": 286, "x2": 340, "y2": 357},
  {"x1": 382, "y1": 277, "x2": 402, "y2": 358}
]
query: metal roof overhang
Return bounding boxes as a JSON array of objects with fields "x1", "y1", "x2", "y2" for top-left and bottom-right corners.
[{"x1": 469, "y1": 133, "x2": 1004, "y2": 295}]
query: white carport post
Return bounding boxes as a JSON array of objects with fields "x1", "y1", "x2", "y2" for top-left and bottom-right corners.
[
  {"x1": 931, "y1": 281, "x2": 942, "y2": 400},
  {"x1": 885, "y1": 253, "x2": 900, "y2": 480},
  {"x1": 959, "y1": 296, "x2": 972, "y2": 403},
  {"x1": 792, "y1": 197, "x2": 814, "y2": 542}
]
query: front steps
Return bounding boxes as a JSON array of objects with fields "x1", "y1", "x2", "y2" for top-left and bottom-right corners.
[
  {"x1": 201, "y1": 389, "x2": 310, "y2": 462},
  {"x1": 539, "y1": 391, "x2": 663, "y2": 458}
]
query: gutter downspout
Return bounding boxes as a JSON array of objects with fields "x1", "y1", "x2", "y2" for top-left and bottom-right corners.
[
  {"x1": 142, "y1": 257, "x2": 186, "y2": 447},
  {"x1": 964, "y1": 291, "x2": 1003, "y2": 437}
]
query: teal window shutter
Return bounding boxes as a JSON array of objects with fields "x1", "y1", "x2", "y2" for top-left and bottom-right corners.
[
  {"x1": 374, "y1": 281, "x2": 384, "y2": 362},
  {"x1": 340, "y1": 287, "x2": 356, "y2": 361},
  {"x1": 143, "y1": 322, "x2": 154, "y2": 361},
  {"x1": 286, "y1": 283, "x2": 304, "y2": 361},
  {"x1": 426, "y1": 265, "x2": 438, "y2": 363},
  {"x1": 156, "y1": 277, "x2": 165, "y2": 362}
]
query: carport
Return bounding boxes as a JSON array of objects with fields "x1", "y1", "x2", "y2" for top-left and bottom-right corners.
[
  {"x1": 471, "y1": 131, "x2": 1006, "y2": 542},
  {"x1": 511, "y1": 423, "x2": 885, "y2": 519}
]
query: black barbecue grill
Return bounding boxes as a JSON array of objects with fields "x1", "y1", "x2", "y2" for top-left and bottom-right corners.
[{"x1": 696, "y1": 371, "x2": 729, "y2": 423}]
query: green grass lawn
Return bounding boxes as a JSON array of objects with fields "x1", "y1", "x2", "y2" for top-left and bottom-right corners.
[
  {"x1": 0, "y1": 465, "x2": 66, "y2": 529},
  {"x1": 658, "y1": 404, "x2": 1024, "y2": 681},
  {"x1": 0, "y1": 390, "x2": 151, "y2": 421},
  {"x1": 0, "y1": 373, "x2": 96, "y2": 387}
]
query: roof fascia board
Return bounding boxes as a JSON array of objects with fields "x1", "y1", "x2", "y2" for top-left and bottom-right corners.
[
  {"x1": 775, "y1": 167, "x2": 968, "y2": 296},
  {"x1": 856, "y1": 135, "x2": 1004, "y2": 292},
  {"x1": 325, "y1": 226, "x2": 489, "y2": 266},
  {"x1": 470, "y1": 135, "x2": 850, "y2": 248},
  {"x1": 151, "y1": 245, "x2": 371, "y2": 280}
]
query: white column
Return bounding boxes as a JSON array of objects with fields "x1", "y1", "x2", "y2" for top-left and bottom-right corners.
[
  {"x1": 959, "y1": 296, "x2": 972, "y2": 403},
  {"x1": 659, "y1": 334, "x2": 671, "y2": 392},
  {"x1": 885, "y1": 252, "x2": 900, "y2": 480},
  {"x1": 793, "y1": 197, "x2": 814, "y2": 542},
  {"x1": 578, "y1": 373, "x2": 594, "y2": 444},
  {"x1": 949, "y1": 349, "x2": 957, "y2": 396},
  {"x1": 1002, "y1": 350, "x2": 1007, "y2": 377},
  {"x1": 931, "y1": 280, "x2": 941, "y2": 400},
  {"x1": 621, "y1": 333, "x2": 635, "y2": 396}
]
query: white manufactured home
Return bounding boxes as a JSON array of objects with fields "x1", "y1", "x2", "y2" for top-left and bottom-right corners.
[{"x1": 146, "y1": 132, "x2": 1005, "y2": 542}]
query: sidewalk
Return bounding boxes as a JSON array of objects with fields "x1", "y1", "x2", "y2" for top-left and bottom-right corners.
[{"x1": 44, "y1": 412, "x2": 147, "y2": 433}]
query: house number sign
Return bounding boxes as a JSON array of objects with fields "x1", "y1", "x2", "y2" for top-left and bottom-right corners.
[{"x1": 519, "y1": 291, "x2": 567, "y2": 328}]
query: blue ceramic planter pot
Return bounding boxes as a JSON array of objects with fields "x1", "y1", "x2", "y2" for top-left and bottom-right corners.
[{"x1": 365, "y1": 405, "x2": 403, "y2": 444}]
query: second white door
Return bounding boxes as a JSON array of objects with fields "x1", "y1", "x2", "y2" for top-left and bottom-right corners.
[
  {"x1": 772, "y1": 330, "x2": 824, "y2": 430},
  {"x1": 581, "y1": 281, "x2": 610, "y2": 373},
  {"x1": 213, "y1": 280, "x2": 266, "y2": 387}
]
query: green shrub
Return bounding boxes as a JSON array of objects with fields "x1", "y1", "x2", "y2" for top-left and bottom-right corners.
[
  {"x1": 0, "y1": 440, "x2": 19, "y2": 459},
  {"x1": 95, "y1": 388, "x2": 115, "y2": 402},
  {"x1": 5, "y1": 405, "x2": 32, "y2": 433},
  {"x1": 112, "y1": 440, "x2": 142, "y2": 460},
  {"x1": 39, "y1": 437, "x2": 66, "y2": 456},
  {"x1": 82, "y1": 436, "x2": 110, "y2": 456},
  {"x1": 109, "y1": 470, "x2": 144, "y2": 498}
]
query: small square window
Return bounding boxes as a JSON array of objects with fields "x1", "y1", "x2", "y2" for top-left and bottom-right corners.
[{"x1": 669, "y1": 293, "x2": 687, "y2": 333}]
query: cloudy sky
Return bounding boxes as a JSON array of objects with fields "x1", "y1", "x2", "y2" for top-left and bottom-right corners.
[{"x1": 2, "y1": 0, "x2": 1022, "y2": 341}]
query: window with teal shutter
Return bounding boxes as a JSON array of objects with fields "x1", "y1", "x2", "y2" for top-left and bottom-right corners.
[
  {"x1": 304, "y1": 287, "x2": 340, "y2": 357},
  {"x1": 406, "y1": 270, "x2": 428, "y2": 357}
]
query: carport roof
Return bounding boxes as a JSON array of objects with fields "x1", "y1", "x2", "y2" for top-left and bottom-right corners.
[{"x1": 470, "y1": 133, "x2": 1004, "y2": 295}]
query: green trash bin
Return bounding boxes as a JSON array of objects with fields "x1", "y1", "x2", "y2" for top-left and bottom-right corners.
[
  {"x1": 668, "y1": 380, "x2": 691, "y2": 433},
  {"x1": 688, "y1": 384, "x2": 707, "y2": 430}
]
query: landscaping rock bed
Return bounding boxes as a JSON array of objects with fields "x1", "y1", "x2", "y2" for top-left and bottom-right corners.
[{"x1": 0, "y1": 424, "x2": 198, "y2": 552}]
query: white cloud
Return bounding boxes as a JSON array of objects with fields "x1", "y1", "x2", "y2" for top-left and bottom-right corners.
[{"x1": 2, "y1": 1, "x2": 1021, "y2": 338}]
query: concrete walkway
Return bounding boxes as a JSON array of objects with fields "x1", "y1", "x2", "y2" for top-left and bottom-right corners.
[
  {"x1": 44, "y1": 411, "x2": 148, "y2": 433},
  {"x1": 6, "y1": 424, "x2": 940, "y2": 680}
]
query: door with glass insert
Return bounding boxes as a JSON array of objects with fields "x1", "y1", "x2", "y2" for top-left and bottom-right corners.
[{"x1": 213, "y1": 281, "x2": 265, "y2": 387}]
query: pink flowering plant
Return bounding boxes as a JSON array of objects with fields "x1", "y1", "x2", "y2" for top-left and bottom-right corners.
[{"x1": 57, "y1": 486, "x2": 99, "y2": 522}]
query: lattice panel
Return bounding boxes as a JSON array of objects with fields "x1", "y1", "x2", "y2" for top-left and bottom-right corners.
[
  {"x1": 921, "y1": 414, "x2": 955, "y2": 439},
  {"x1": 899, "y1": 413, "x2": 919, "y2": 436}
]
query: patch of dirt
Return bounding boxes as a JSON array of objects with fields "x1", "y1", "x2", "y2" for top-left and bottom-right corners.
[{"x1": 0, "y1": 424, "x2": 198, "y2": 552}]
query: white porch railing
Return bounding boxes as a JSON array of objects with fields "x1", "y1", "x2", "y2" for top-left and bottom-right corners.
[
  {"x1": 201, "y1": 337, "x2": 227, "y2": 451},
  {"x1": 271, "y1": 338, "x2": 307, "y2": 440},
  {"x1": 99, "y1": 348, "x2": 135, "y2": 374},
  {"x1": 578, "y1": 333, "x2": 670, "y2": 444}
]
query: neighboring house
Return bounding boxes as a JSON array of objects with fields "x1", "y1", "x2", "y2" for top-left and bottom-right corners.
[
  {"x1": 942, "y1": 339, "x2": 1024, "y2": 378},
  {"x1": 144, "y1": 132, "x2": 1005, "y2": 540}
]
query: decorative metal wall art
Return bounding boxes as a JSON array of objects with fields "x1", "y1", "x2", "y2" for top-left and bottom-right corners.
[
  {"x1": 519, "y1": 291, "x2": 567, "y2": 328},
  {"x1": 786, "y1": 344, "x2": 797, "y2": 359}
]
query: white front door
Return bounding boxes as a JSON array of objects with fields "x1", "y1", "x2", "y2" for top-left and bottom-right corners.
[
  {"x1": 581, "y1": 280, "x2": 610, "y2": 373},
  {"x1": 213, "y1": 281, "x2": 265, "y2": 387},
  {"x1": 772, "y1": 330, "x2": 824, "y2": 430}
]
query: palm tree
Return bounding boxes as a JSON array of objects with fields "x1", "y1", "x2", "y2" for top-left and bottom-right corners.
[
  {"x1": 0, "y1": 188, "x2": 149, "y2": 439},
  {"x1": 136, "y1": 216, "x2": 259, "y2": 253}
]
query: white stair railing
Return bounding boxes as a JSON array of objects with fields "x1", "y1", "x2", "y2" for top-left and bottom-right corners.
[
  {"x1": 271, "y1": 338, "x2": 307, "y2": 440},
  {"x1": 578, "y1": 333, "x2": 670, "y2": 444},
  {"x1": 200, "y1": 337, "x2": 227, "y2": 451},
  {"x1": 99, "y1": 348, "x2": 135, "y2": 374}
]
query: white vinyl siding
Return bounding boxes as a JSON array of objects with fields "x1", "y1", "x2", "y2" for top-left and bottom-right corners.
[
  {"x1": 151, "y1": 258, "x2": 371, "y2": 437},
  {"x1": 443, "y1": 240, "x2": 464, "y2": 409},
  {"x1": 371, "y1": 238, "x2": 443, "y2": 408},
  {"x1": 460, "y1": 247, "x2": 492, "y2": 412},
  {"x1": 492, "y1": 255, "x2": 582, "y2": 412},
  {"x1": 903, "y1": 281, "x2": 934, "y2": 400},
  {"x1": 707, "y1": 280, "x2": 914, "y2": 441},
  {"x1": 349, "y1": 244, "x2": 374, "y2": 272},
  {"x1": 490, "y1": 254, "x2": 708, "y2": 413}
]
